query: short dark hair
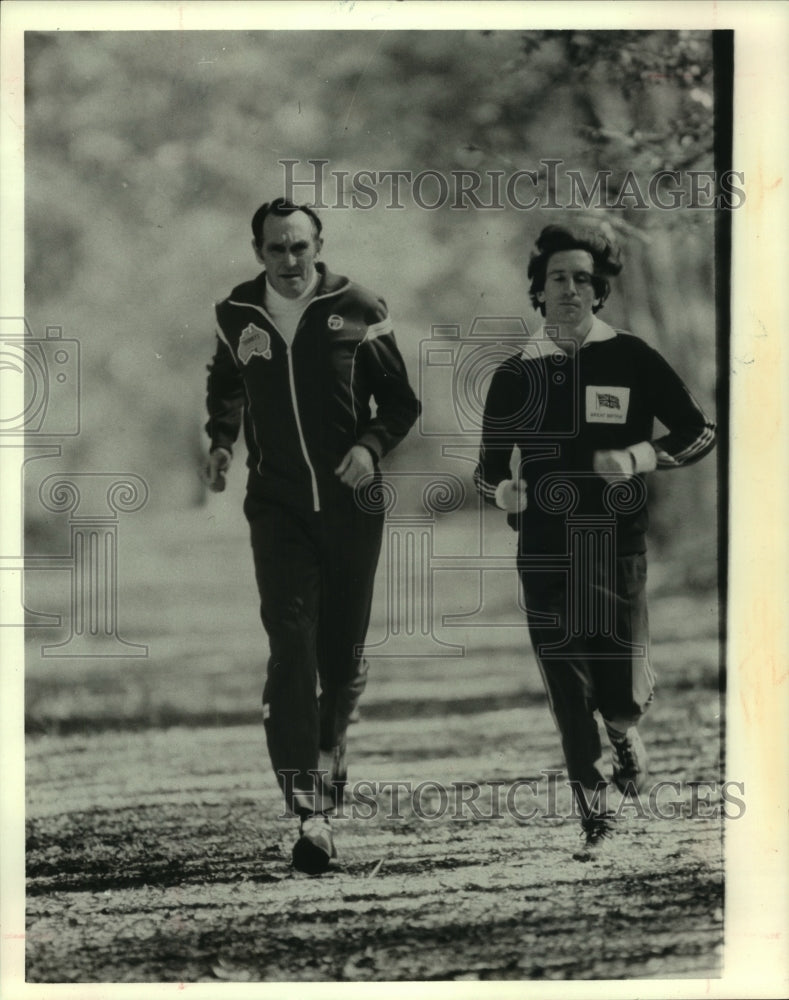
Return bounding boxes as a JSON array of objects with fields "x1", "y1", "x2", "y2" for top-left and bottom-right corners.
[
  {"x1": 527, "y1": 224, "x2": 622, "y2": 315},
  {"x1": 251, "y1": 197, "x2": 323, "y2": 248}
]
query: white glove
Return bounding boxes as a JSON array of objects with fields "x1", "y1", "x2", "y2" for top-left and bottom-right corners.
[
  {"x1": 592, "y1": 448, "x2": 636, "y2": 483},
  {"x1": 495, "y1": 478, "x2": 528, "y2": 513},
  {"x1": 205, "y1": 448, "x2": 231, "y2": 492}
]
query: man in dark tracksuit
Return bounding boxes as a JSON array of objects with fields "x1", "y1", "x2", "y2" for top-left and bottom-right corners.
[
  {"x1": 205, "y1": 198, "x2": 420, "y2": 873},
  {"x1": 474, "y1": 224, "x2": 716, "y2": 856}
]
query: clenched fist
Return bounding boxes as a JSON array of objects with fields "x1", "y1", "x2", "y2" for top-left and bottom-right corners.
[
  {"x1": 335, "y1": 444, "x2": 375, "y2": 489},
  {"x1": 495, "y1": 478, "x2": 528, "y2": 513},
  {"x1": 592, "y1": 448, "x2": 636, "y2": 483},
  {"x1": 205, "y1": 447, "x2": 232, "y2": 492}
]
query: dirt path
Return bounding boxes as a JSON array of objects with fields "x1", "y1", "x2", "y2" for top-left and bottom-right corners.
[
  {"x1": 23, "y1": 509, "x2": 725, "y2": 982},
  {"x1": 26, "y1": 689, "x2": 724, "y2": 983}
]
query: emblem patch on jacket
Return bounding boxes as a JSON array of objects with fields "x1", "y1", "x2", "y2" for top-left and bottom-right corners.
[
  {"x1": 328, "y1": 314, "x2": 344, "y2": 330},
  {"x1": 585, "y1": 385, "x2": 630, "y2": 423},
  {"x1": 238, "y1": 323, "x2": 272, "y2": 364}
]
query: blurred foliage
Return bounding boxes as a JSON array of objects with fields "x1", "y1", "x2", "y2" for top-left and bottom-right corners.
[
  {"x1": 470, "y1": 30, "x2": 715, "y2": 198},
  {"x1": 23, "y1": 29, "x2": 721, "y2": 578}
]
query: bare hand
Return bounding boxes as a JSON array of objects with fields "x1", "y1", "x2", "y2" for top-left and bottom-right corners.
[
  {"x1": 335, "y1": 444, "x2": 375, "y2": 489},
  {"x1": 593, "y1": 449, "x2": 635, "y2": 483},
  {"x1": 497, "y1": 478, "x2": 528, "y2": 513},
  {"x1": 205, "y1": 448, "x2": 231, "y2": 492}
]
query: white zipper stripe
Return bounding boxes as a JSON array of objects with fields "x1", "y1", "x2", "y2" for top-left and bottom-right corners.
[
  {"x1": 215, "y1": 325, "x2": 233, "y2": 352},
  {"x1": 227, "y1": 284, "x2": 345, "y2": 326},
  {"x1": 366, "y1": 316, "x2": 393, "y2": 339},
  {"x1": 228, "y1": 300, "x2": 277, "y2": 325},
  {"x1": 227, "y1": 295, "x2": 327, "y2": 512}
]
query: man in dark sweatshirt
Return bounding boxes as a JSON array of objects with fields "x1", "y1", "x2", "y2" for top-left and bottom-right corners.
[{"x1": 475, "y1": 223, "x2": 716, "y2": 857}]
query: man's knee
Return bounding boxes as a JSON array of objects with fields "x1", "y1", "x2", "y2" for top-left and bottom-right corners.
[
  {"x1": 263, "y1": 653, "x2": 317, "y2": 710},
  {"x1": 260, "y1": 591, "x2": 314, "y2": 630}
]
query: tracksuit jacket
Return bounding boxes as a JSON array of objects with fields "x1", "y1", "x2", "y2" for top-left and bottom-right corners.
[
  {"x1": 474, "y1": 318, "x2": 717, "y2": 557},
  {"x1": 206, "y1": 263, "x2": 421, "y2": 514}
]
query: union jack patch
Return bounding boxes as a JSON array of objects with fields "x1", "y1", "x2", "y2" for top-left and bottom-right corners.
[
  {"x1": 238, "y1": 323, "x2": 272, "y2": 364},
  {"x1": 585, "y1": 385, "x2": 630, "y2": 423}
]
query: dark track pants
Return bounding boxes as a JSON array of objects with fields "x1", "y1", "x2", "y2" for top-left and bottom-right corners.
[
  {"x1": 248, "y1": 496, "x2": 384, "y2": 817},
  {"x1": 519, "y1": 552, "x2": 655, "y2": 792}
]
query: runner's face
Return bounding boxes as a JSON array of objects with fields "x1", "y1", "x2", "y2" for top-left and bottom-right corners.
[
  {"x1": 539, "y1": 250, "x2": 597, "y2": 329},
  {"x1": 258, "y1": 211, "x2": 322, "y2": 299}
]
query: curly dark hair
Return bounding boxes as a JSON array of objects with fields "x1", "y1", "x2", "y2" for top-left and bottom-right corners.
[
  {"x1": 527, "y1": 224, "x2": 623, "y2": 315},
  {"x1": 251, "y1": 197, "x2": 323, "y2": 248}
]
